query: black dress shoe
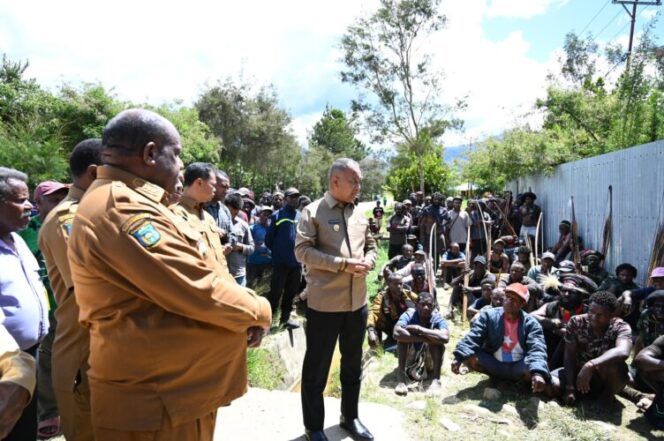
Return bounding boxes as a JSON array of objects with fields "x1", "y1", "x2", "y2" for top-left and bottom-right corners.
[
  {"x1": 339, "y1": 416, "x2": 374, "y2": 441},
  {"x1": 304, "y1": 429, "x2": 329, "y2": 441}
]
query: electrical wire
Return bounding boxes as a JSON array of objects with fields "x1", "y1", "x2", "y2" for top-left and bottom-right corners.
[
  {"x1": 579, "y1": 0, "x2": 612, "y2": 35},
  {"x1": 595, "y1": 9, "x2": 623, "y2": 38}
]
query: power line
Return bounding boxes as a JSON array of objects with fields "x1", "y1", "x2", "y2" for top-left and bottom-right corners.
[
  {"x1": 595, "y1": 9, "x2": 623, "y2": 37},
  {"x1": 580, "y1": 0, "x2": 612, "y2": 35},
  {"x1": 606, "y1": 4, "x2": 650, "y2": 42}
]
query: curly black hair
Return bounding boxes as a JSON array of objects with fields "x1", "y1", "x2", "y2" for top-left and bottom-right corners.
[{"x1": 589, "y1": 291, "x2": 619, "y2": 313}]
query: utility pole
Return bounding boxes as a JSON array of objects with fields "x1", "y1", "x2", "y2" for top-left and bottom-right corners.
[{"x1": 612, "y1": 1, "x2": 662, "y2": 57}]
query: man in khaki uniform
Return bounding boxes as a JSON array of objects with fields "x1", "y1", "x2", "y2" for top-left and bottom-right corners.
[
  {"x1": 295, "y1": 158, "x2": 377, "y2": 441},
  {"x1": 171, "y1": 162, "x2": 233, "y2": 278},
  {"x1": 67, "y1": 109, "x2": 272, "y2": 441},
  {"x1": 39, "y1": 138, "x2": 103, "y2": 441}
]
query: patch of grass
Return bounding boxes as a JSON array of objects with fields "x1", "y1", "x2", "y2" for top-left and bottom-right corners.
[
  {"x1": 367, "y1": 240, "x2": 389, "y2": 303},
  {"x1": 247, "y1": 347, "x2": 284, "y2": 390}
]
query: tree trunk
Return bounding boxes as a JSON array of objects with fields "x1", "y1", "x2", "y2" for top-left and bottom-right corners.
[{"x1": 418, "y1": 153, "x2": 425, "y2": 194}]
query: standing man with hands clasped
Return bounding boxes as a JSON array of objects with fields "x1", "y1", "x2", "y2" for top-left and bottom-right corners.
[{"x1": 295, "y1": 158, "x2": 377, "y2": 441}]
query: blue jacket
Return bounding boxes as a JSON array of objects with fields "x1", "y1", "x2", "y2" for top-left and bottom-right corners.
[
  {"x1": 265, "y1": 206, "x2": 300, "y2": 267},
  {"x1": 453, "y1": 307, "x2": 550, "y2": 380}
]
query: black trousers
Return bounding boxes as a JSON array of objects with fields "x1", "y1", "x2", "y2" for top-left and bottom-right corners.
[
  {"x1": 301, "y1": 306, "x2": 368, "y2": 431},
  {"x1": 3, "y1": 344, "x2": 38, "y2": 441},
  {"x1": 388, "y1": 243, "x2": 403, "y2": 259},
  {"x1": 268, "y1": 265, "x2": 302, "y2": 323}
]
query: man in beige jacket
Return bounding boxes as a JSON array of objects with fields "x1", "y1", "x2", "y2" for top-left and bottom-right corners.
[{"x1": 295, "y1": 158, "x2": 377, "y2": 441}]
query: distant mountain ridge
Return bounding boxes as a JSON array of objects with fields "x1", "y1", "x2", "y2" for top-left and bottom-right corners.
[{"x1": 443, "y1": 144, "x2": 470, "y2": 163}]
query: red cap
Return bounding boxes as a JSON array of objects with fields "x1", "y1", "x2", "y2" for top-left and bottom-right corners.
[
  {"x1": 33, "y1": 181, "x2": 68, "y2": 201},
  {"x1": 505, "y1": 283, "x2": 529, "y2": 303}
]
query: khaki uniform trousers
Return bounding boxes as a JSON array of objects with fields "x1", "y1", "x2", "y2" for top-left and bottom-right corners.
[
  {"x1": 93, "y1": 410, "x2": 217, "y2": 441},
  {"x1": 54, "y1": 373, "x2": 93, "y2": 441}
]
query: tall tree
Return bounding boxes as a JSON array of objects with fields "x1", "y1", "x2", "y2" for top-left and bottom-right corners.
[
  {"x1": 308, "y1": 106, "x2": 367, "y2": 160},
  {"x1": 340, "y1": 0, "x2": 463, "y2": 193},
  {"x1": 195, "y1": 79, "x2": 301, "y2": 191}
]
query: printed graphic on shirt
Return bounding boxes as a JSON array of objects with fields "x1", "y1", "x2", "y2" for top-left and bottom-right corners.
[
  {"x1": 494, "y1": 317, "x2": 524, "y2": 362},
  {"x1": 58, "y1": 213, "x2": 75, "y2": 238}
]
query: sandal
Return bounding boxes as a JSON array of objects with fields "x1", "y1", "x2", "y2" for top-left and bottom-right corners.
[{"x1": 37, "y1": 416, "x2": 61, "y2": 439}]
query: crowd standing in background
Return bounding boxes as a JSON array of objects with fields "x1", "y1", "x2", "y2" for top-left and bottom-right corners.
[{"x1": 2, "y1": 108, "x2": 664, "y2": 441}]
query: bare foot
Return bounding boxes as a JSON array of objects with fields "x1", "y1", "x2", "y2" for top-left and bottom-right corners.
[{"x1": 395, "y1": 382, "x2": 408, "y2": 396}]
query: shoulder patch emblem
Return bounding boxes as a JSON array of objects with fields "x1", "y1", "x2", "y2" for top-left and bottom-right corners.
[
  {"x1": 121, "y1": 213, "x2": 152, "y2": 233},
  {"x1": 130, "y1": 221, "x2": 162, "y2": 249},
  {"x1": 58, "y1": 213, "x2": 75, "y2": 238}
]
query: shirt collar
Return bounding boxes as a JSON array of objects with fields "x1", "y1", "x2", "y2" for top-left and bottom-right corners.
[
  {"x1": 96, "y1": 165, "x2": 167, "y2": 204},
  {"x1": 178, "y1": 195, "x2": 203, "y2": 211},
  {"x1": 67, "y1": 185, "x2": 85, "y2": 201},
  {"x1": 324, "y1": 191, "x2": 352, "y2": 209}
]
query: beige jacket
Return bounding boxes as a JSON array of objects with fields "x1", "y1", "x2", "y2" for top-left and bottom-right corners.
[
  {"x1": 67, "y1": 166, "x2": 272, "y2": 431},
  {"x1": 295, "y1": 192, "x2": 376, "y2": 312}
]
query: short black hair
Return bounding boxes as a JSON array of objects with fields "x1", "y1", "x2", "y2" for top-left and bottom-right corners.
[
  {"x1": 102, "y1": 109, "x2": 175, "y2": 155},
  {"x1": 590, "y1": 291, "x2": 619, "y2": 313},
  {"x1": 418, "y1": 292, "x2": 434, "y2": 302},
  {"x1": 69, "y1": 138, "x2": 102, "y2": 178},
  {"x1": 183, "y1": 162, "x2": 214, "y2": 187},
  {"x1": 225, "y1": 192, "x2": 243, "y2": 210},
  {"x1": 616, "y1": 263, "x2": 637, "y2": 278},
  {"x1": 214, "y1": 169, "x2": 229, "y2": 181},
  {"x1": 480, "y1": 278, "x2": 496, "y2": 288}
]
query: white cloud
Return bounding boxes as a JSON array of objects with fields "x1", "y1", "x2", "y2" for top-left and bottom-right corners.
[
  {"x1": 486, "y1": 0, "x2": 569, "y2": 18},
  {"x1": 0, "y1": 0, "x2": 563, "y2": 151}
]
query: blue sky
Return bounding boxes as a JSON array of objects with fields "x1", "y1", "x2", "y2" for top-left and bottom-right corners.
[{"x1": 1, "y1": 0, "x2": 661, "y2": 148}]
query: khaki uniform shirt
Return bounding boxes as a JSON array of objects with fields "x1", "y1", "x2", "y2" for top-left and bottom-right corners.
[
  {"x1": 67, "y1": 166, "x2": 272, "y2": 431},
  {"x1": 39, "y1": 186, "x2": 88, "y2": 393},
  {"x1": 171, "y1": 195, "x2": 233, "y2": 281},
  {"x1": 295, "y1": 192, "x2": 377, "y2": 312}
]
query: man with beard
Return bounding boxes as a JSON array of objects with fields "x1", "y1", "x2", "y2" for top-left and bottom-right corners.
[
  {"x1": 551, "y1": 291, "x2": 631, "y2": 406},
  {"x1": 451, "y1": 284, "x2": 549, "y2": 394},
  {"x1": 366, "y1": 274, "x2": 418, "y2": 349},
  {"x1": 532, "y1": 282, "x2": 588, "y2": 369},
  {"x1": 581, "y1": 250, "x2": 610, "y2": 286},
  {"x1": 499, "y1": 262, "x2": 542, "y2": 312},
  {"x1": 393, "y1": 292, "x2": 449, "y2": 396}
]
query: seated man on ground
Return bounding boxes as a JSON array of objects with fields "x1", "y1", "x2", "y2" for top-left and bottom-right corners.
[
  {"x1": 397, "y1": 251, "x2": 427, "y2": 283},
  {"x1": 381, "y1": 244, "x2": 414, "y2": 282},
  {"x1": 634, "y1": 334, "x2": 664, "y2": 428},
  {"x1": 532, "y1": 281, "x2": 588, "y2": 369},
  {"x1": 393, "y1": 292, "x2": 449, "y2": 396},
  {"x1": 621, "y1": 267, "x2": 664, "y2": 325},
  {"x1": 599, "y1": 263, "x2": 640, "y2": 328},
  {"x1": 528, "y1": 251, "x2": 558, "y2": 284},
  {"x1": 581, "y1": 250, "x2": 610, "y2": 286},
  {"x1": 513, "y1": 246, "x2": 533, "y2": 273},
  {"x1": 551, "y1": 291, "x2": 632, "y2": 406},
  {"x1": 499, "y1": 262, "x2": 542, "y2": 312},
  {"x1": 489, "y1": 239, "x2": 510, "y2": 275},
  {"x1": 471, "y1": 288, "x2": 506, "y2": 322},
  {"x1": 367, "y1": 274, "x2": 418, "y2": 350},
  {"x1": 551, "y1": 220, "x2": 573, "y2": 265},
  {"x1": 635, "y1": 290, "x2": 664, "y2": 355},
  {"x1": 448, "y1": 256, "x2": 495, "y2": 319},
  {"x1": 451, "y1": 283, "x2": 549, "y2": 394},
  {"x1": 440, "y1": 242, "x2": 466, "y2": 285},
  {"x1": 402, "y1": 263, "x2": 430, "y2": 295},
  {"x1": 467, "y1": 279, "x2": 496, "y2": 321}
]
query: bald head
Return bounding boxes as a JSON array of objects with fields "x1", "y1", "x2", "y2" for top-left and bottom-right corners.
[
  {"x1": 101, "y1": 109, "x2": 183, "y2": 193},
  {"x1": 328, "y1": 158, "x2": 362, "y2": 203},
  {"x1": 102, "y1": 109, "x2": 178, "y2": 156}
]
